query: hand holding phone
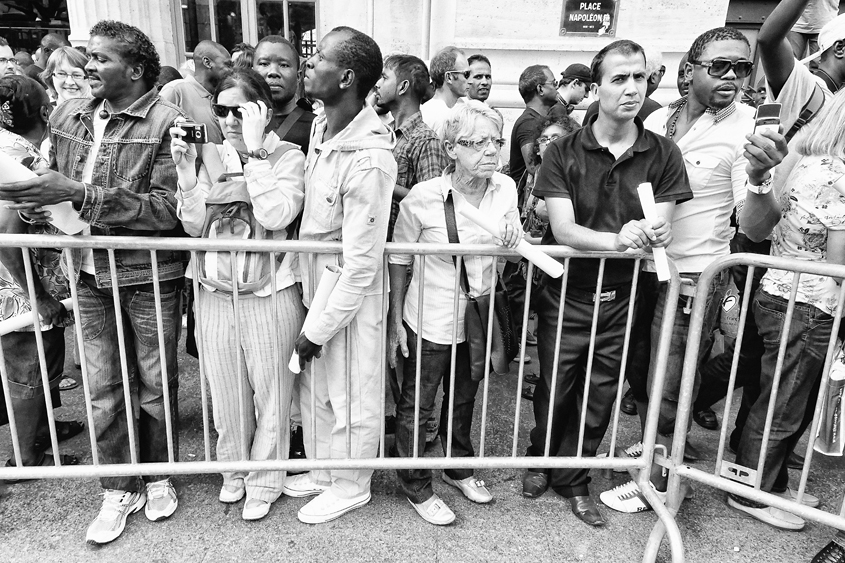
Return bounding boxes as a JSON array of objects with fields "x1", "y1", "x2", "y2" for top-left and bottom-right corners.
[{"x1": 753, "y1": 103, "x2": 781, "y2": 137}]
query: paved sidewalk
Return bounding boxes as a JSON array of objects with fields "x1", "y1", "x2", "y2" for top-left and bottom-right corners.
[{"x1": 0, "y1": 331, "x2": 842, "y2": 562}]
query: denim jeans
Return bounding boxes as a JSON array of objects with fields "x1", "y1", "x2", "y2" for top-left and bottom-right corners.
[
  {"x1": 735, "y1": 290, "x2": 832, "y2": 494},
  {"x1": 528, "y1": 282, "x2": 631, "y2": 498},
  {"x1": 650, "y1": 269, "x2": 729, "y2": 436},
  {"x1": 77, "y1": 274, "x2": 181, "y2": 492},
  {"x1": 394, "y1": 323, "x2": 478, "y2": 504}
]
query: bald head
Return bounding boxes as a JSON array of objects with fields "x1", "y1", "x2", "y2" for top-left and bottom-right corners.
[
  {"x1": 193, "y1": 40, "x2": 229, "y2": 64},
  {"x1": 192, "y1": 40, "x2": 232, "y2": 91}
]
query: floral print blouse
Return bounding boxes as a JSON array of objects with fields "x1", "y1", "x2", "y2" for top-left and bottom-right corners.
[{"x1": 761, "y1": 155, "x2": 845, "y2": 316}]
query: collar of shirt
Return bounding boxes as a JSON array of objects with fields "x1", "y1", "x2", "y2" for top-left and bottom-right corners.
[
  {"x1": 185, "y1": 74, "x2": 212, "y2": 99},
  {"x1": 70, "y1": 86, "x2": 161, "y2": 119},
  {"x1": 438, "y1": 169, "x2": 503, "y2": 202},
  {"x1": 393, "y1": 111, "x2": 424, "y2": 139},
  {"x1": 580, "y1": 113, "x2": 653, "y2": 154},
  {"x1": 668, "y1": 95, "x2": 737, "y2": 124}
]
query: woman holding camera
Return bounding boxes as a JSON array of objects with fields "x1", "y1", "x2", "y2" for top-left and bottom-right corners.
[{"x1": 171, "y1": 68, "x2": 305, "y2": 521}]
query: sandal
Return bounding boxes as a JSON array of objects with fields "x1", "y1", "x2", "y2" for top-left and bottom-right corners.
[
  {"x1": 33, "y1": 420, "x2": 84, "y2": 452},
  {"x1": 4, "y1": 452, "x2": 80, "y2": 483},
  {"x1": 58, "y1": 377, "x2": 78, "y2": 391}
]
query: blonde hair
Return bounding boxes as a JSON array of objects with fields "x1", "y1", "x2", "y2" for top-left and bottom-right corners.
[
  {"x1": 40, "y1": 47, "x2": 88, "y2": 98},
  {"x1": 441, "y1": 99, "x2": 503, "y2": 147},
  {"x1": 795, "y1": 88, "x2": 845, "y2": 159}
]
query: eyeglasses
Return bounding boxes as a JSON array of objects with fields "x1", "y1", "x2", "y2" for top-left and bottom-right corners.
[
  {"x1": 690, "y1": 58, "x2": 753, "y2": 79},
  {"x1": 455, "y1": 137, "x2": 506, "y2": 151},
  {"x1": 211, "y1": 103, "x2": 243, "y2": 119},
  {"x1": 542, "y1": 79, "x2": 559, "y2": 89},
  {"x1": 54, "y1": 70, "x2": 87, "y2": 81},
  {"x1": 446, "y1": 70, "x2": 471, "y2": 79},
  {"x1": 537, "y1": 134, "x2": 562, "y2": 145},
  {"x1": 0, "y1": 58, "x2": 20, "y2": 66}
]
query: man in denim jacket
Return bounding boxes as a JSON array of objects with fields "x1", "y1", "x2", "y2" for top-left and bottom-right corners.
[{"x1": 0, "y1": 21, "x2": 184, "y2": 544}]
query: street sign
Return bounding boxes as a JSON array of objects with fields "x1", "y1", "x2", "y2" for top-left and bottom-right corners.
[{"x1": 559, "y1": 0, "x2": 619, "y2": 36}]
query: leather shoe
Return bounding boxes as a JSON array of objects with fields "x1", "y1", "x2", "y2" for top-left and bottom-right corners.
[
  {"x1": 568, "y1": 495, "x2": 606, "y2": 527},
  {"x1": 620, "y1": 389, "x2": 637, "y2": 416},
  {"x1": 524, "y1": 372, "x2": 540, "y2": 385},
  {"x1": 693, "y1": 408, "x2": 719, "y2": 430},
  {"x1": 522, "y1": 470, "x2": 548, "y2": 498}
]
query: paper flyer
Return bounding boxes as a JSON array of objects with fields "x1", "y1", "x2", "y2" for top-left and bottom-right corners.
[{"x1": 637, "y1": 182, "x2": 670, "y2": 282}]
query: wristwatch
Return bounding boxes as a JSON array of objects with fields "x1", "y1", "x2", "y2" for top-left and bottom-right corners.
[
  {"x1": 247, "y1": 147, "x2": 269, "y2": 160},
  {"x1": 746, "y1": 176, "x2": 773, "y2": 195}
]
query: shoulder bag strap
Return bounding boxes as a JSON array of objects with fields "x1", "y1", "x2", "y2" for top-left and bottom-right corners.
[
  {"x1": 443, "y1": 191, "x2": 471, "y2": 295},
  {"x1": 784, "y1": 83, "x2": 825, "y2": 143},
  {"x1": 275, "y1": 106, "x2": 306, "y2": 141}
]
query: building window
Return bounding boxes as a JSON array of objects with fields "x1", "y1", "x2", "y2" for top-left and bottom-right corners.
[
  {"x1": 256, "y1": 0, "x2": 316, "y2": 56},
  {"x1": 181, "y1": 0, "x2": 246, "y2": 52}
]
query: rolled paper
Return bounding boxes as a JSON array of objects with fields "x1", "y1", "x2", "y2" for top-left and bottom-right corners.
[
  {"x1": 0, "y1": 151, "x2": 88, "y2": 235},
  {"x1": 0, "y1": 298, "x2": 72, "y2": 336},
  {"x1": 636, "y1": 182, "x2": 671, "y2": 282},
  {"x1": 289, "y1": 265, "x2": 343, "y2": 373},
  {"x1": 456, "y1": 204, "x2": 564, "y2": 278}
]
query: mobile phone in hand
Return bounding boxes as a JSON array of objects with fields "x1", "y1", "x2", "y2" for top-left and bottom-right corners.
[
  {"x1": 753, "y1": 103, "x2": 781, "y2": 137},
  {"x1": 180, "y1": 122, "x2": 208, "y2": 144}
]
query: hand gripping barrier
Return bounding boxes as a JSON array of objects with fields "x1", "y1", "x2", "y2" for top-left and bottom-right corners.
[
  {"x1": 0, "y1": 234, "x2": 683, "y2": 561},
  {"x1": 644, "y1": 252, "x2": 845, "y2": 562}
]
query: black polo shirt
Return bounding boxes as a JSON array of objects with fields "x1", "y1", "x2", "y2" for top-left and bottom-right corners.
[
  {"x1": 533, "y1": 114, "x2": 691, "y2": 289},
  {"x1": 271, "y1": 98, "x2": 316, "y2": 155}
]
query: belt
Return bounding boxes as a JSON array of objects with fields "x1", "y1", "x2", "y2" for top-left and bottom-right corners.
[
  {"x1": 79, "y1": 271, "x2": 182, "y2": 293},
  {"x1": 565, "y1": 284, "x2": 631, "y2": 304}
]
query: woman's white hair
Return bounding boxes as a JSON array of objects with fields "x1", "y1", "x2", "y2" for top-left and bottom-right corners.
[{"x1": 440, "y1": 99, "x2": 504, "y2": 147}]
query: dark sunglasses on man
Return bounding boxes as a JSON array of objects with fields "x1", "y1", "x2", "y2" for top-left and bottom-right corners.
[
  {"x1": 690, "y1": 58, "x2": 753, "y2": 79},
  {"x1": 446, "y1": 69, "x2": 471, "y2": 79}
]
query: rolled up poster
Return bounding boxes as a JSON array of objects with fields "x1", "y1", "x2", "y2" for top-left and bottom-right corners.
[
  {"x1": 0, "y1": 298, "x2": 72, "y2": 336},
  {"x1": 636, "y1": 182, "x2": 670, "y2": 282},
  {"x1": 456, "y1": 204, "x2": 564, "y2": 278},
  {"x1": 288, "y1": 265, "x2": 343, "y2": 373},
  {"x1": 0, "y1": 151, "x2": 88, "y2": 235}
]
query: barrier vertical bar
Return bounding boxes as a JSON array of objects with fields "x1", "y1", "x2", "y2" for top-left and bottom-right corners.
[
  {"x1": 64, "y1": 250, "x2": 99, "y2": 464},
  {"x1": 309, "y1": 254, "x2": 317, "y2": 460},
  {"x1": 268, "y1": 251, "x2": 282, "y2": 460},
  {"x1": 445, "y1": 255, "x2": 463, "y2": 457},
  {"x1": 346, "y1": 325, "x2": 352, "y2": 458},
  {"x1": 379, "y1": 257, "x2": 389, "y2": 458},
  {"x1": 107, "y1": 249, "x2": 138, "y2": 464},
  {"x1": 478, "y1": 261, "x2": 497, "y2": 456},
  {"x1": 543, "y1": 259, "x2": 570, "y2": 458},
  {"x1": 412, "y1": 257, "x2": 426, "y2": 458},
  {"x1": 576, "y1": 258, "x2": 606, "y2": 457},
  {"x1": 512, "y1": 261, "x2": 536, "y2": 457},
  {"x1": 150, "y1": 251, "x2": 175, "y2": 463},
  {"x1": 230, "y1": 253, "x2": 248, "y2": 461},
  {"x1": 190, "y1": 255, "x2": 212, "y2": 462}
]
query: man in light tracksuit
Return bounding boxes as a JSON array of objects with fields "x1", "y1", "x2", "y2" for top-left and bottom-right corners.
[{"x1": 285, "y1": 26, "x2": 397, "y2": 524}]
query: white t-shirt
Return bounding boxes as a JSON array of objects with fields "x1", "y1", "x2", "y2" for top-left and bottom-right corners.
[
  {"x1": 79, "y1": 101, "x2": 109, "y2": 274},
  {"x1": 792, "y1": 0, "x2": 840, "y2": 34},
  {"x1": 420, "y1": 96, "x2": 464, "y2": 138}
]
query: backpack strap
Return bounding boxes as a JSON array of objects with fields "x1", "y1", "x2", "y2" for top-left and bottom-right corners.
[
  {"x1": 784, "y1": 83, "x2": 825, "y2": 143},
  {"x1": 274, "y1": 107, "x2": 305, "y2": 144}
]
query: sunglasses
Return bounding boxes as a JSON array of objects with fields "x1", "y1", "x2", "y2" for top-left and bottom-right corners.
[
  {"x1": 446, "y1": 70, "x2": 471, "y2": 79},
  {"x1": 690, "y1": 58, "x2": 753, "y2": 79},
  {"x1": 211, "y1": 103, "x2": 243, "y2": 119},
  {"x1": 455, "y1": 137, "x2": 506, "y2": 151}
]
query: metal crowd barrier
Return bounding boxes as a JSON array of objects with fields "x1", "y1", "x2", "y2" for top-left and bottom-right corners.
[
  {"x1": 0, "y1": 234, "x2": 683, "y2": 562},
  {"x1": 645, "y1": 253, "x2": 845, "y2": 562}
]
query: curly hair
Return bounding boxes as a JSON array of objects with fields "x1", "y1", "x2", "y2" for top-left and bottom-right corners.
[
  {"x1": 531, "y1": 115, "x2": 579, "y2": 166},
  {"x1": 89, "y1": 20, "x2": 161, "y2": 88},
  {"x1": 0, "y1": 75, "x2": 50, "y2": 135},
  {"x1": 688, "y1": 27, "x2": 750, "y2": 62},
  {"x1": 330, "y1": 26, "x2": 383, "y2": 99}
]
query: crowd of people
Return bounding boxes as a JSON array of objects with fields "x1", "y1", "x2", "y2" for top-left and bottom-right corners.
[{"x1": 0, "y1": 0, "x2": 844, "y2": 560}]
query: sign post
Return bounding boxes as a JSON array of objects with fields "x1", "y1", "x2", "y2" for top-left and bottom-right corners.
[{"x1": 559, "y1": 0, "x2": 620, "y2": 36}]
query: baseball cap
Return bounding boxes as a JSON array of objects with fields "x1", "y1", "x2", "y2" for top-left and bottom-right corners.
[
  {"x1": 800, "y1": 13, "x2": 845, "y2": 65},
  {"x1": 560, "y1": 63, "x2": 592, "y2": 85}
]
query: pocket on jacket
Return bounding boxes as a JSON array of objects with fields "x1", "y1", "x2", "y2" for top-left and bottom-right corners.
[{"x1": 110, "y1": 139, "x2": 156, "y2": 183}]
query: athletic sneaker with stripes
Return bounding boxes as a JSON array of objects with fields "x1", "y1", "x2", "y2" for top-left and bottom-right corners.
[
  {"x1": 600, "y1": 480, "x2": 665, "y2": 513},
  {"x1": 85, "y1": 489, "x2": 147, "y2": 545}
]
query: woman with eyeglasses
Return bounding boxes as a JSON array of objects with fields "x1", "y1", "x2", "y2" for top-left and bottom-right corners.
[
  {"x1": 170, "y1": 68, "x2": 306, "y2": 521},
  {"x1": 39, "y1": 47, "x2": 90, "y2": 107},
  {"x1": 387, "y1": 100, "x2": 521, "y2": 525}
]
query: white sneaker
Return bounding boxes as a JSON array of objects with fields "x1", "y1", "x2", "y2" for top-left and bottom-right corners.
[
  {"x1": 774, "y1": 487, "x2": 820, "y2": 508},
  {"x1": 600, "y1": 480, "x2": 665, "y2": 513},
  {"x1": 219, "y1": 480, "x2": 245, "y2": 503},
  {"x1": 283, "y1": 473, "x2": 330, "y2": 498},
  {"x1": 144, "y1": 479, "x2": 178, "y2": 521},
  {"x1": 242, "y1": 498, "x2": 272, "y2": 521},
  {"x1": 442, "y1": 474, "x2": 493, "y2": 504},
  {"x1": 298, "y1": 489, "x2": 371, "y2": 524},
  {"x1": 727, "y1": 495, "x2": 805, "y2": 530},
  {"x1": 86, "y1": 489, "x2": 147, "y2": 545},
  {"x1": 409, "y1": 494, "x2": 455, "y2": 526},
  {"x1": 610, "y1": 441, "x2": 643, "y2": 473}
]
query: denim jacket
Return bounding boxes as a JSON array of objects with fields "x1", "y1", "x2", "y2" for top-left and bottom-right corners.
[{"x1": 49, "y1": 88, "x2": 185, "y2": 287}]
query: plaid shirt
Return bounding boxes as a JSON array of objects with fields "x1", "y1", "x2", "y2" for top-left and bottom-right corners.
[{"x1": 388, "y1": 112, "x2": 450, "y2": 240}]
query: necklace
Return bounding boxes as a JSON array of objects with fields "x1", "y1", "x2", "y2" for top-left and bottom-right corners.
[
  {"x1": 98, "y1": 101, "x2": 111, "y2": 119},
  {"x1": 666, "y1": 102, "x2": 685, "y2": 139}
]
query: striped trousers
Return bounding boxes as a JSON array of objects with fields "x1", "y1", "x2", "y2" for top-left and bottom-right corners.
[{"x1": 197, "y1": 285, "x2": 305, "y2": 502}]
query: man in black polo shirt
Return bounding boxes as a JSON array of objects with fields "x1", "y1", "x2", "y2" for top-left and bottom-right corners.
[
  {"x1": 508, "y1": 64, "x2": 557, "y2": 191},
  {"x1": 521, "y1": 39, "x2": 691, "y2": 528}
]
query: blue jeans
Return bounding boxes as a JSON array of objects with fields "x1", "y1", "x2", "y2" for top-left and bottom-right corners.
[
  {"x1": 650, "y1": 270, "x2": 729, "y2": 436},
  {"x1": 394, "y1": 323, "x2": 478, "y2": 504},
  {"x1": 77, "y1": 274, "x2": 181, "y2": 492},
  {"x1": 735, "y1": 290, "x2": 832, "y2": 494}
]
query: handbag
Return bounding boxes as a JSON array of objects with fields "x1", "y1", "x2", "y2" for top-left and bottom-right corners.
[
  {"x1": 443, "y1": 191, "x2": 518, "y2": 381},
  {"x1": 815, "y1": 339, "x2": 845, "y2": 456}
]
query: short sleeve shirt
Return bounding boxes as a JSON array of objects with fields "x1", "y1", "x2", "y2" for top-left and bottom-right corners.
[
  {"x1": 761, "y1": 155, "x2": 845, "y2": 315},
  {"x1": 533, "y1": 115, "x2": 692, "y2": 288},
  {"x1": 508, "y1": 107, "x2": 543, "y2": 185}
]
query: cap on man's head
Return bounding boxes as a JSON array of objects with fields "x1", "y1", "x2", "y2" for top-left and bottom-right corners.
[
  {"x1": 800, "y1": 13, "x2": 845, "y2": 64},
  {"x1": 561, "y1": 63, "x2": 592, "y2": 85}
]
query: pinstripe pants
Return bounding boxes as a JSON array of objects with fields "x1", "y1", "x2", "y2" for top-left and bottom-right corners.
[{"x1": 197, "y1": 285, "x2": 305, "y2": 502}]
